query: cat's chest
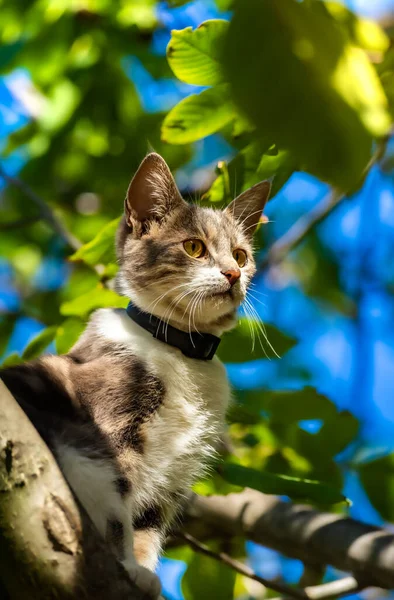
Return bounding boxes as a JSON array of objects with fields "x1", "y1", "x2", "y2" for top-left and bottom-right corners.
[{"x1": 95, "y1": 309, "x2": 230, "y2": 492}]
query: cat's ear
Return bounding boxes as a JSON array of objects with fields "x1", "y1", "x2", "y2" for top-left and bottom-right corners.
[
  {"x1": 125, "y1": 153, "x2": 184, "y2": 228},
  {"x1": 226, "y1": 181, "x2": 271, "y2": 238}
]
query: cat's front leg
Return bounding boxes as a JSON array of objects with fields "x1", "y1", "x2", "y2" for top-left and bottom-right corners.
[
  {"x1": 133, "y1": 527, "x2": 164, "y2": 571},
  {"x1": 106, "y1": 519, "x2": 162, "y2": 598},
  {"x1": 57, "y1": 445, "x2": 162, "y2": 598}
]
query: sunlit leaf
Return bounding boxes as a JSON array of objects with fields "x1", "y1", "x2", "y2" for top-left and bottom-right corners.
[
  {"x1": 39, "y1": 79, "x2": 80, "y2": 133},
  {"x1": 60, "y1": 287, "x2": 128, "y2": 317},
  {"x1": 222, "y1": 463, "x2": 346, "y2": 504},
  {"x1": 161, "y1": 85, "x2": 235, "y2": 144},
  {"x1": 325, "y1": 3, "x2": 389, "y2": 53},
  {"x1": 218, "y1": 318, "x2": 296, "y2": 363},
  {"x1": 204, "y1": 141, "x2": 294, "y2": 204},
  {"x1": 167, "y1": 20, "x2": 229, "y2": 86},
  {"x1": 215, "y1": 0, "x2": 233, "y2": 10},
  {"x1": 223, "y1": 0, "x2": 390, "y2": 188},
  {"x1": 1, "y1": 352, "x2": 23, "y2": 368},
  {"x1": 55, "y1": 317, "x2": 86, "y2": 354},
  {"x1": 22, "y1": 326, "x2": 57, "y2": 361},
  {"x1": 69, "y1": 217, "x2": 120, "y2": 267}
]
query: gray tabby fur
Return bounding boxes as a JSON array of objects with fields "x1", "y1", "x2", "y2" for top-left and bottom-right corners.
[{"x1": 0, "y1": 153, "x2": 270, "y2": 598}]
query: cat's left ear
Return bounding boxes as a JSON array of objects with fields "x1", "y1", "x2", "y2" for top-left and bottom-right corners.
[
  {"x1": 125, "y1": 153, "x2": 185, "y2": 228},
  {"x1": 226, "y1": 181, "x2": 271, "y2": 238}
]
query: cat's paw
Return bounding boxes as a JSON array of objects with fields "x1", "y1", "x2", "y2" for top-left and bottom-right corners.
[{"x1": 123, "y1": 560, "x2": 162, "y2": 599}]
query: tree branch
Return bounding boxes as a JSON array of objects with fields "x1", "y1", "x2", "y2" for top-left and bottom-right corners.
[
  {"x1": 179, "y1": 532, "x2": 362, "y2": 600},
  {"x1": 0, "y1": 165, "x2": 81, "y2": 252},
  {"x1": 259, "y1": 138, "x2": 388, "y2": 270},
  {"x1": 180, "y1": 489, "x2": 394, "y2": 589},
  {"x1": 0, "y1": 379, "x2": 156, "y2": 600}
]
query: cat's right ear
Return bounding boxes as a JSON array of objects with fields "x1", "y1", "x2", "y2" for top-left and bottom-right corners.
[
  {"x1": 125, "y1": 153, "x2": 184, "y2": 229},
  {"x1": 226, "y1": 181, "x2": 271, "y2": 239}
]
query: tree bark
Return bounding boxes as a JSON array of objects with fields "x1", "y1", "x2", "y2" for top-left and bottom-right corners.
[
  {"x1": 0, "y1": 380, "x2": 150, "y2": 600},
  {"x1": 3, "y1": 375, "x2": 394, "y2": 597},
  {"x1": 182, "y1": 490, "x2": 394, "y2": 589}
]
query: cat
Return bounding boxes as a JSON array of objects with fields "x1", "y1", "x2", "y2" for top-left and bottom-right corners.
[{"x1": 0, "y1": 153, "x2": 270, "y2": 598}]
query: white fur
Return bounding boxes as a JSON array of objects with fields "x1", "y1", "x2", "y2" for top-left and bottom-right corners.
[
  {"x1": 56, "y1": 446, "x2": 133, "y2": 547},
  {"x1": 58, "y1": 306, "x2": 230, "y2": 592},
  {"x1": 94, "y1": 307, "x2": 230, "y2": 511},
  {"x1": 56, "y1": 444, "x2": 161, "y2": 596}
]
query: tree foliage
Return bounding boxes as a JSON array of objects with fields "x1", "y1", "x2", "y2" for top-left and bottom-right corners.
[{"x1": 1, "y1": 0, "x2": 394, "y2": 596}]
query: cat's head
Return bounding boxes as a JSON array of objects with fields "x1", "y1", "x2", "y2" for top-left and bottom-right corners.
[{"x1": 116, "y1": 153, "x2": 270, "y2": 336}]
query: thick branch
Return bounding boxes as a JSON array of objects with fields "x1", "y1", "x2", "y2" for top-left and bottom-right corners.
[
  {"x1": 182, "y1": 490, "x2": 394, "y2": 589},
  {"x1": 0, "y1": 380, "x2": 152, "y2": 600},
  {"x1": 259, "y1": 138, "x2": 388, "y2": 270}
]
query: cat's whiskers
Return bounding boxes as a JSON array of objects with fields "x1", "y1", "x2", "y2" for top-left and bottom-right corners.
[
  {"x1": 162, "y1": 287, "x2": 199, "y2": 341},
  {"x1": 243, "y1": 297, "x2": 280, "y2": 359},
  {"x1": 246, "y1": 290, "x2": 267, "y2": 308},
  {"x1": 242, "y1": 298, "x2": 256, "y2": 352},
  {"x1": 238, "y1": 208, "x2": 267, "y2": 230},
  {"x1": 190, "y1": 290, "x2": 205, "y2": 337},
  {"x1": 186, "y1": 290, "x2": 202, "y2": 345},
  {"x1": 248, "y1": 282, "x2": 267, "y2": 298},
  {"x1": 155, "y1": 286, "x2": 196, "y2": 339},
  {"x1": 146, "y1": 282, "x2": 192, "y2": 316}
]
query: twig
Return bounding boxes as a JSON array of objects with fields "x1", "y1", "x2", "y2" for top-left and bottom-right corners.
[
  {"x1": 179, "y1": 532, "x2": 362, "y2": 600},
  {"x1": 260, "y1": 188, "x2": 343, "y2": 269},
  {"x1": 259, "y1": 138, "x2": 389, "y2": 270},
  {"x1": 179, "y1": 532, "x2": 306, "y2": 599},
  {"x1": 0, "y1": 164, "x2": 81, "y2": 251}
]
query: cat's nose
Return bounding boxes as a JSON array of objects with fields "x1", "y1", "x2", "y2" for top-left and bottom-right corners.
[{"x1": 221, "y1": 268, "x2": 241, "y2": 287}]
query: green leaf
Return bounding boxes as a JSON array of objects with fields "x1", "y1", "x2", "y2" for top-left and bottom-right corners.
[
  {"x1": 218, "y1": 318, "x2": 296, "y2": 363},
  {"x1": 259, "y1": 387, "x2": 336, "y2": 423},
  {"x1": 182, "y1": 546, "x2": 236, "y2": 600},
  {"x1": 161, "y1": 84, "x2": 235, "y2": 144},
  {"x1": 167, "y1": 20, "x2": 229, "y2": 86},
  {"x1": 60, "y1": 287, "x2": 128, "y2": 317},
  {"x1": 0, "y1": 41, "x2": 23, "y2": 71},
  {"x1": 228, "y1": 387, "x2": 336, "y2": 428},
  {"x1": 316, "y1": 410, "x2": 359, "y2": 457},
  {"x1": 215, "y1": 0, "x2": 233, "y2": 10},
  {"x1": 223, "y1": 0, "x2": 391, "y2": 189},
  {"x1": 1, "y1": 352, "x2": 23, "y2": 368},
  {"x1": 325, "y1": 3, "x2": 389, "y2": 52},
  {"x1": 203, "y1": 141, "x2": 295, "y2": 204},
  {"x1": 359, "y1": 453, "x2": 394, "y2": 521},
  {"x1": 55, "y1": 318, "x2": 86, "y2": 354},
  {"x1": 222, "y1": 463, "x2": 345, "y2": 504},
  {"x1": 22, "y1": 326, "x2": 57, "y2": 361},
  {"x1": 69, "y1": 218, "x2": 120, "y2": 267},
  {"x1": 39, "y1": 79, "x2": 81, "y2": 133},
  {"x1": 0, "y1": 315, "x2": 17, "y2": 357}
]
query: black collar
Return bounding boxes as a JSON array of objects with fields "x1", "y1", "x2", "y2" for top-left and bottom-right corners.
[{"x1": 126, "y1": 302, "x2": 221, "y2": 360}]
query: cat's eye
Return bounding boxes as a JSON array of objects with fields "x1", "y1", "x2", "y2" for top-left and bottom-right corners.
[
  {"x1": 183, "y1": 239, "x2": 206, "y2": 258},
  {"x1": 233, "y1": 248, "x2": 247, "y2": 268}
]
